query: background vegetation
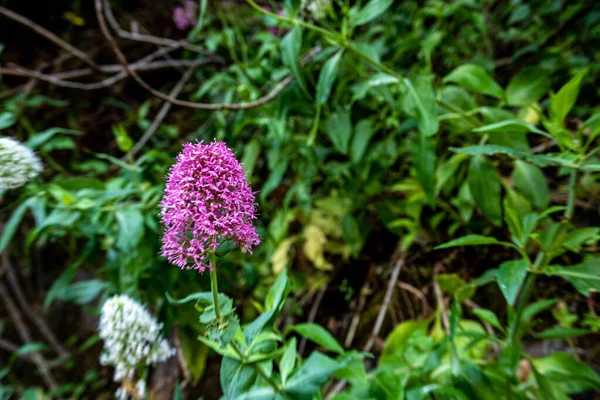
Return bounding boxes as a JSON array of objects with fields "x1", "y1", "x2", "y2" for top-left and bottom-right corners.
[{"x1": 0, "y1": 0, "x2": 599, "y2": 399}]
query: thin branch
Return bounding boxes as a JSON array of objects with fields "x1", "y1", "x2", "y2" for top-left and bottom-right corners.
[
  {"x1": 433, "y1": 264, "x2": 450, "y2": 335},
  {"x1": 364, "y1": 253, "x2": 405, "y2": 353},
  {"x1": 0, "y1": 284, "x2": 57, "y2": 390},
  {"x1": 343, "y1": 282, "x2": 369, "y2": 348},
  {"x1": 0, "y1": 336, "x2": 36, "y2": 363},
  {"x1": 397, "y1": 281, "x2": 431, "y2": 318},
  {"x1": 2, "y1": 253, "x2": 69, "y2": 357},
  {"x1": 298, "y1": 281, "x2": 328, "y2": 356},
  {"x1": 125, "y1": 66, "x2": 196, "y2": 159},
  {"x1": 96, "y1": 0, "x2": 320, "y2": 110},
  {"x1": 0, "y1": 57, "x2": 221, "y2": 91},
  {"x1": 0, "y1": 6, "x2": 98, "y2": 70},
  {"x1": 102, "y1": 0, "x2": 205, "y2": 53}
]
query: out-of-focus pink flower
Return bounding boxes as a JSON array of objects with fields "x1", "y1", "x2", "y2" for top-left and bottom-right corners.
[
  {"x1": 173, "y1": 0, "x2": 198, "y2": 31},
  {"x1": 262, "y1": 6, "x2": 286, "y2": 36},
  {"x1": 160, "y1": 141, "x2": 260, "y2": 272}
]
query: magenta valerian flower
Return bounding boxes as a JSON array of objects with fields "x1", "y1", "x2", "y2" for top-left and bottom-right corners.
[
  {"x1": 160, "y1": 141, "x2": 260, "y2": 272},
  {"x1": 173, "y1": 0, "x2": 197, "y2": 31}
]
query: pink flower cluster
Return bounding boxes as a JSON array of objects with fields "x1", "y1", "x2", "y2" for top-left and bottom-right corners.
[
  {"x1": 173, "y1": 0, "x2": 197, "y2": 31},
  {"x1": 160, "y1": 141, "x2": 260, "y2": 272}
]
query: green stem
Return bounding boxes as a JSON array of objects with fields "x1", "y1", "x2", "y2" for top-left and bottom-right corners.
[
  {"x1": 209, "y1": 251, "x2": 281, "y2": 392},
  {"x1": 508, "y1": 168, "x2": 579, "y2": 346},
  {"x1": 210, "y1": 252, "x2": 221, "y2": 320},
  {"x1": 231, "y1": 342, "x2": 282, "y2": 392}
]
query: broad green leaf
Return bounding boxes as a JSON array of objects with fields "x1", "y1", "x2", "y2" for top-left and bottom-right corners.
[
  {"x1": 241, "y1": 139, "x2": 260, "y2": 178},
  {"x1": 550, "y1": 71, "x2": 585, "y2": 125},
  {"x1": 349, "y1": 0, "x2": 394, "y2": 26},
  {"x1": 371, "y1": 368, "x2": 405, "y2": 399},
  {"x1": 562, "y1": 227, "x2": 600, "y2": 252},
  {"x1": 0, "y1": 198, "x2": 33, "y2": 253},
  {"x1": 413, "y1": 134, "x2": 436, "y2": 206},
  {"x1": 472, "y1": 119, "x2": 550, "y2": 138},
  {"x1": 522, "y1": 299, "x2": 558, "y2": 321},
  {"x1": 289, "y1": 323, "x2": 343, "y2": 354},
  {"x1": 512, "y1": 161, "x2": 549, "y2": 209},
  {"x1": 534, "y1": 352, "x2": 600, "y2": 393},
  {"x1": 220, "y1": 357, "x2": 257, "y2": 399},
  {"x1": 403, "y1": 76, "x2": 439, "y2": 137},
  {"x1": 536, "y1": 327, "x2": 590, "y2": 339},
  {"x1": 468, "y1": 155, "x2": 502, "y2": 226},
  {"x1": 443, "y1": 64, "x2": 504, "y2": 99},
  {"x1": 0, "y1": 112, "x2": 16, "y2": 130},
  {"x1": 350, "y1": 119, "x2": 374, "y2": 163},
  {"x1": 316, "y1": 50, "x2": 343, "y2": 105},
  {"x1": 284, "y1": 352, "x2": 339, "y2": 399},
  {"x1": 497, "y1": 259, "x2": 528, "y2": 306},
  {"x1": 545, "y1": 259, "x2": 600, "y2": 296},
  {"x1": 351, "y1": 73, "x2": 399, "y2": 101},
  {"x1": 280, "y1": 337, "x2": 297, "y2": 384},
  {"x1": 472, "y1": 308, "x2": 504, "y2": 331},
  {"x1": 260, "y1": 160, "x2": 288, "y2": 201},
  {"x1": 450, "y1": 145, "x2": 580, "y2": 169},
  {"x1": 379, "y1": 320, "x2": 430, "y2": 366},
  {"x1": 506, "y1": 67, "x2": 551, "y2": 106},
  {"x1": 326, "y1": 112, "x2": 352, "y2": 155},
  {"x1": 58, "y1": 279, "x2": 109, "y2": 304},
  {"x1": 406, "y1": 384, "x2": 469, "y2": 400},
  {"x1": 26, "y1": 127, "x2": 81, "y2": 149},
  {"x1": 281, "y1": 26, "x2": 308, "y2": 96},
  {"x1": 115, "y1": 208, "x2": 145, "y2": 251},
  {"x1": 435, "y1": 234, "x2": 509, "y2": 250}
]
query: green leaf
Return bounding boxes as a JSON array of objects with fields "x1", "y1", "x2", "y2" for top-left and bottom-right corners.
[
  {"x1": 562, "y1": 228, "x2": 600, "y2": 252},
  {"x1": 26, "y1": 127, "x2": 81, "y2": 149},
  {"x1": 0, "y1": 112, "x2": 16, "y2": 130},
  {"x1": 443, "y1": 64, "x2": 504, "y2": 99},
  {"x1": 380, "y1": 320, "x2": 430, "y2": 366},
  {"x1": 165, "y1": 291, "x2": 213, "y2": 305},
  {"x1": 413, "y1": 133, "x2": 436, "y2": 206},
  {"x1": 115, "y1": 208, "x2": 144, "y2": 251},
  {"x1": 326, "y1": 112, "x2": 352, "y2": 155},
  {"x1": 550, "y1": 71, "x2": 585, "y2": 125},
  {"x1": 512, "y1": 161, "x2": 549, "y2": 209},
  {"x1": 435, "y1": 234, "x2": 510, "y2": 250},
  {"x1": 506, "y1": 67, "x2": 551, "y2": 106},
  {"x1": 220, "y1": 357, "x2": 257, "y2": 399},
  {"x1": 316, "y1": 50, "x2": 343, "y2": 105},
  {"x1": 260, "y1": 160, "x2": 288, "y2": 201},
  {"x1": 349, "y1": 0, "x2": 394, "y2": 26},
  {"x1": 0, "y1": 198, "x2": 33, "y2": 253},
  {"x1": 281, "y1": 26, "x2": 308, "y2": 96},
  {"x1": 280, "y1": 337, "x2": 297, "y2": 384},
  {"x1": 403, "y1": 76, "x2": 439, "y2": 137},
  {"x1": 472, "y1": 119, "x2": 550, "y2": 138},
  {"x1": 522, "y1": 299, "x2": 558, "y2": 321},
  {"x1": 545, "y1": 259, "x2": 600, "y2": 296},
  {"x1": 534, "y1": 352, "x2": 600, "y2": 393},
  {"x1": 497, "y1": 259, "x2": 528, "y2": 306},
  {"x1": 284, "y1": 352, "x2": 339, "y2": 399},
  {"x1": 289, "y1": 323, "x2": 343, "y2": 354},
  {"x1": 472, "y1": 308, "x2": 504, "y2": 331},
  {"x1": 468, "y1": 155, "x2": 502, "y2": 226},
  {"x1": 350, "y1": 119, "x2": 374, "y2": 163},
  {"x1": 58, "y1": 280, "x2": 109, "y2": 304},
  {"x1": 536, "y1": 327, "x2": 590, "y2": 339},
  {"x1": 450, "y1": 145, "x2": 580, "y2": 169}
]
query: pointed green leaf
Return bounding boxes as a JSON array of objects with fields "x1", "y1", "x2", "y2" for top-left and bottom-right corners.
[
  {"x1": 316, "y1": 50, "x2": 343, "y2": 105},
  {"x1": 443, "y1": 64, "x2": 504, "y2": 99},
  {"x1": 497, "y1": 259, "x2": 528, "y2": 306},
  {"x1": 468, "y1": 155, "x2": 502, "y2": 226}
]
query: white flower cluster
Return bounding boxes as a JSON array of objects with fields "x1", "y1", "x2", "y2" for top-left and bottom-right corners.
[
  {"x1": 99, "y1": 295, "x2": 175, "y2": 384},
  {"x1": 302, "y1": 0, "x2": 331, "y2": 20},
  {"x1": 0, "y1": 137, "x2": 43, "y2": 190}
]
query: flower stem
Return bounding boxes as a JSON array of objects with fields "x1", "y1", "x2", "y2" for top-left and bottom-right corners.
[
  {"x1": 210, "y1": 252, "x2": 221, "y2": 320},
  {"x1": 231, "y1": 342, "x2": 282, "y2": 393}
]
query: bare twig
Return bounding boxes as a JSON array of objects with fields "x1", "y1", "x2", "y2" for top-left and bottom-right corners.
[
  {"x1": 0, "y1": 336, "x2": 36, "y2": 363},
  {"x1": 397, "y1": 281, "x2": 431, "y2": 318},
  {"x1": 343, "y1": 282, "x2": 369, "y2": 348},
  {"x1": 298, "y1": 281, "x2": 328, "y2": 356},
  {"x1": 1, "y1": 57, "x2": 220, "y2": 91},
  {"x1": 2, "y1": 253, "x2": 69, "y2": 358},
  {"x1": 0, "y1": 6, "x2": 98, "y2": 70},
  {"x1": 102, "y1": 0, "x2": 205, "y2": 53},
  {"x1": 433, "y1": 264, "x2": 450, "y2": 335},
  {"x1": 125, "y1": 66, "x2": 196, "y2": 159},
  {"x1": 96, "y1": 0, "x2": 321, "y2": 111},
  {"x1": 364, "y1": 252, "x2": 405, "y2": 353},
  {"x1": 0, "y1": 284, "x2": 57, "y2": 389}
]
